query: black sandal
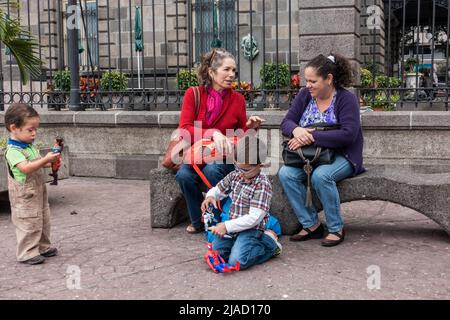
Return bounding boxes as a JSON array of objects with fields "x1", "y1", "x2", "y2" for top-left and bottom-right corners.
[
  {"x1": 289, "y1": 223, "x2": 324, "y2": 242},
  {"x1": 321, "y1": 229, "x2": 345, "y2": 247}
]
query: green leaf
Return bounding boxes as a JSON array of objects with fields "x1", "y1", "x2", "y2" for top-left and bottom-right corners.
[{"x1": 0, "y1": 8, "x2": 42, "y2": 85}]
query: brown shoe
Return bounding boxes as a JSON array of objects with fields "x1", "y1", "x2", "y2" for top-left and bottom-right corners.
[
  {"x1": 321, "y1": 229, "x2": 345, "y2": 247},
  {"x1": 290, "y1": 223, "x2": 324, "y2": 242},
  {"x1": 186, "y1": 224, "x2": 203, "y2": 234}
]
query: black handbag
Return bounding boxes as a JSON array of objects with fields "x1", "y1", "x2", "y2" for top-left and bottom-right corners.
[
  {"x1": 281, "y1": 123, "x2": 340, "y2": 207},
  {"x1": 281, "y1": 142, "x2": 335, "y2": 168}
]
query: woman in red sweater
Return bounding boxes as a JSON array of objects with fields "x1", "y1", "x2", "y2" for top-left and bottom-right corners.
[{"x1": 177, "y1": 48, "x2": 264, "y2": 234}]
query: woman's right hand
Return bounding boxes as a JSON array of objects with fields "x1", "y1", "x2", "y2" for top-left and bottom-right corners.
[
  {"x1": 201, "y1": 196, "x2": 217, "y2": 213},
  {"x1": 212, "y1": 131, "x2": 233, "y2": 156},
  {"x1": 288, "y1": 127, "x2": 315, "y2": 150}
]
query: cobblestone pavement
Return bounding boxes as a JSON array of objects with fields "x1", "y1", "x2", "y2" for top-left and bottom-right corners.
[{"x1": 0, "y1": 177, "x2": 449, "y2": 300}]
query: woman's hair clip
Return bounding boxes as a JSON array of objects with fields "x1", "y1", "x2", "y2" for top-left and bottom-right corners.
[{"x1": 327, "y1": 55, "x2": 336, "y2": 64}]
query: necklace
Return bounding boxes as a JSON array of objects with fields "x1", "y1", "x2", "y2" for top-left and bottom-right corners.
[{"x1": 314, "y1": 89, "x2": 336, "y2": 112}]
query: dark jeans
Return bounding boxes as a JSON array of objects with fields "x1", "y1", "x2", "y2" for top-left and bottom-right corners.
[{"x1": 175, "y1": 163, "x2": 234, "y2": 229}]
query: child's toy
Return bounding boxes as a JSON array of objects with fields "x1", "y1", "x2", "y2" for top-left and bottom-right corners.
[
  {"x1": 49, "y1": 136, "x2": 64, "y2": 185},
  {"x1": 203, "y1": 203, "x2": 232, "y2": 242},
  {"x1": 203, "y1": 203, "x2": 239, "y2": 273},
  {"x1": 203, "y1": 243, "x2": 240, "y2": 273}
]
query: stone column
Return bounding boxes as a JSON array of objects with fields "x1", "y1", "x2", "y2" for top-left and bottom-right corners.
[
  {"x1": 298, "y1": 0, "x2": 362, "y2": 85},
  {"x1": 360, "y1": 0, "x2": 386, "y2": 73}
]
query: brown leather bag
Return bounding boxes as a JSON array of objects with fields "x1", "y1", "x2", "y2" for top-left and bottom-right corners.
[{"x1": 162, "y1": 86, "x2": 201, "y2": 172}]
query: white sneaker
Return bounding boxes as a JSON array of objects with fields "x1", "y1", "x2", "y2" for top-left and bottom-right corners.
[{"x1": 264, "y1": 230, "x2": 282, "y2": 256}]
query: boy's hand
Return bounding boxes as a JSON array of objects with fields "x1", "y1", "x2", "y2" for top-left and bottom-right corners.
[
  {"x1": 44, "y1": 151, "x2": 61, "y2": 163},
  {"x1": 209, "y1": 222, "x2": 227, "y2": 237},
  {"x1": 201, "y1": 196, "x2": 217, "y2": 213}
]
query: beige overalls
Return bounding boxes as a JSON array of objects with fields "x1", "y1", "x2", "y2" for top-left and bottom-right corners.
[{"x1": 6, "y1": 146, "x2": 51, "y2": 262}]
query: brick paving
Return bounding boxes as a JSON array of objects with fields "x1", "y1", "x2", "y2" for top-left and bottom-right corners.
[{"x1": 0, "y1": 177, "x2": 449, "y2": 299}]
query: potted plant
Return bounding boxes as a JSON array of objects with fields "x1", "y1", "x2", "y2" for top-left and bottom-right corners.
[
  {"x1": 371, "y1": 92, "x2": 400, "y2": 111},
  {"x1": 80, "y1": 76, "x2": 99, "y2": 108},
  {"x1": 405, "y1": 57, "x2": 418, "y2": 73},
  {"x1": 359, "y1": 67, "x2": 401, "y2": 111},
  {"x1": 100, "y1": 70, "x2": 129, "y2": 109},
  {"x1": 260, "y1": 63, "x2": 290, "y2": 108},
  {"x1": 290, "y1": 73, "x2": 301, "y2": 99},
  {"x1": 359, "y1": 68, "x2": 374, "y2": 109},
  {"x1": 232, "y1": 80, "x2": 254, "y2": 107},
  {"x1": 47, "y1": 69, "x2": 71, "y2": 110},
  {"x1": 177, "y1": 69, "x2": 198, "y2": 93}
]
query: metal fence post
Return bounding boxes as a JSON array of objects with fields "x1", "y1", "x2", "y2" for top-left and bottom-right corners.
[{"x1": 67, "y1": 0, "x2": 81, "y2": 110}]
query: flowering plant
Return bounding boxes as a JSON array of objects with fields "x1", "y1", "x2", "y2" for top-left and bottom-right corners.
[
  {"x1": 232, "y1": 80, "x2": 252, "y2": 101},
  {"x1": 291, "y1": 74, "x2": 301, "y2": 90},
  {"x1": 80, "y1": 76, "x2": 99, "y2": 99}
]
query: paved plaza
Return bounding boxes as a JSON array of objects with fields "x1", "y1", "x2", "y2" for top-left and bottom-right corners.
[{"x1": 0, "y1": 177, "x2": 449, "y2": 300}]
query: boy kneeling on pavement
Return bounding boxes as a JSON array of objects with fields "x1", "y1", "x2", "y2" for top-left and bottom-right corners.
[{"x1": 201, "y1": 135, "x2": 282, "y2": 270}]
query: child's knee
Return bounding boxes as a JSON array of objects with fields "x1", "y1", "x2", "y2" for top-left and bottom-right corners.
[
  {"x1": 228, "y1": 248, "x2": 251, "y2": 269},
  {"x1": 212, "y1": 239, "x2": 231, "y2": 259}
]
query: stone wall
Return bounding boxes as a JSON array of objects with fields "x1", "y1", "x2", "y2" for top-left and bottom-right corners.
[
  {"x1": 4, "y1": 0, "x2": 367, "y2": 90},
  {"x1": 298, "y1": 0, "x2": 362, "y2": 85},
  {"x1": 0, "y1": 111, "x2": 449, "y2": 180}
]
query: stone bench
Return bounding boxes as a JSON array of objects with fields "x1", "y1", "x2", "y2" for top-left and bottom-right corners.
[{"x1": 149, "y1": 165, "x2": 450, "y2": 236}]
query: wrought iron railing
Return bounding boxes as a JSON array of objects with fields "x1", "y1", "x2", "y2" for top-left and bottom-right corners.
[{"x1": 0, "y1": 0, "x2": 449, "y2": 111}]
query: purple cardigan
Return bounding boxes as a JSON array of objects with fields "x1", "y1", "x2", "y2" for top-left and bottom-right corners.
[{"x1": 281, "y1": 88, "x2": 365, "y2": 176}]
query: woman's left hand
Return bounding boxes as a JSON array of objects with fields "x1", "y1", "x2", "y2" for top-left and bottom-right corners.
[
  {"x1": 246, "y1": 116, "x2": 266, "y2": 129},
  {"x1": 288, "y1": 135, "x2": 314, "y2": 150}
]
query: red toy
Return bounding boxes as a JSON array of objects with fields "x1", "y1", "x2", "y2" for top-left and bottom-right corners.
[
  {"x1": 196, "y1": 137, "x2": 241, "y2": 273},
  {"x1": 203, "y1": 243, "x2": 240, "y2": 273}
]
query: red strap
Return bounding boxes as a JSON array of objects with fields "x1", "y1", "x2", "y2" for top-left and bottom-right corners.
[
  {"x1": 192, "y1": 163, "x2": 213, "y2": 189},
  {"x1": 192, "y1": 163, "x2": 222, "y2": 212},
  {"x1": 189, "y1": 136, "x2": 240, "y2": 213}
]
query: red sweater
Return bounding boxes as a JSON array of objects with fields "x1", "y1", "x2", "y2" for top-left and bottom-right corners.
[{"x1": 178, "y1": 86, "x2": 248, "y2": 142}]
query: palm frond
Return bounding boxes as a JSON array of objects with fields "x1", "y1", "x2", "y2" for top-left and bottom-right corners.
[{"x1": 0, "y1": 8, "x2": 42, "y2": 85}]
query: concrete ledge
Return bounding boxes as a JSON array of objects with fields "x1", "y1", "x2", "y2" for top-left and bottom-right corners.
[
  {"x1": 6, "y1": 110, "x2": 450, "y2": 130},
  {"x1": 35, "y1": 112, "x2": 75, "y2": 126},
  {"x1": 149, "y1": 166, "x2": 450, "y2": 236},
  {"x1": 74, "y1": 112, "x2": 117, "y2": 126},
  {"x1": 70, "y1": 152, "x2": 159, "y2": 179},
  {"x1": 2, "y1": 110, "x2": 449, "y2": 180},
  {"x1": 116, "y1": 111, "x2": 159, "y2": 126},
  {"x1": 298, "y1": 0, "x2": 360, "y2": 8},
  {"x1": 362, "y1": 111, "x2": 450, "y2": 129},
  {"x1": 361, "y1": 112, "x2": 411, "y2": 129}
]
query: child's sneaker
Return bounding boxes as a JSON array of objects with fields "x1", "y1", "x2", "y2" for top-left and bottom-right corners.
[
  {"x1": 264, "y1": 230, "x2": 282, "y2": 257},
  {"x1": 41, "y1": 247, "x2": 58, "y2": 257}
]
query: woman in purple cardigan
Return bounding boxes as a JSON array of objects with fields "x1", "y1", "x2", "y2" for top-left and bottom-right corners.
[{"x1": 278, "y1": 53, "x2": 364, "y2": 247}]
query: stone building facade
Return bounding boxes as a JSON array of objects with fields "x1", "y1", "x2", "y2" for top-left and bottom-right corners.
[{"x1": 3, "y1": 0, "x2": 363, "y2": 93}]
